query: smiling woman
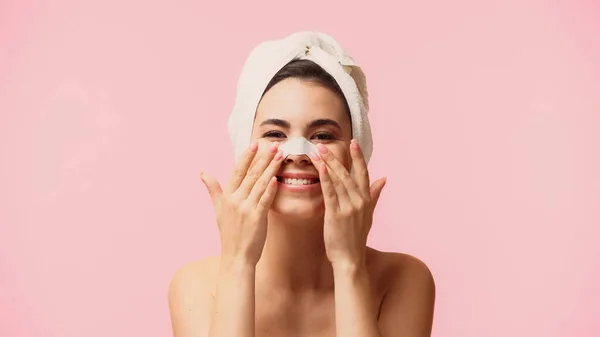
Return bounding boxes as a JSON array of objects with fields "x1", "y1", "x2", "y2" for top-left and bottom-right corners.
[{"x1": 168, "y1": 31, "x2": 436, "y2": 337}]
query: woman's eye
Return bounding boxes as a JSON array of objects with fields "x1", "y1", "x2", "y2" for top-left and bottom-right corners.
[
  {"x1": 263, "y1": 131, "x2": 286, "y2": 138},
  {"x1": 312, "y1": 133, "x2": 335, "y2": 141}
]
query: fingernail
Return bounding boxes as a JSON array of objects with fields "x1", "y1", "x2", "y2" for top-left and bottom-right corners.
[
  {"x1": 317, "y1": 144, "x2": 328, "y2": 154},
  {"x1": 270, "y1": 142, "x2": 279, "y2": 153},
  {"x1": 351, "y1": 139, "x2": 359, "y2": 150},
  {"x1": 274, "y1": 151, "x2": 283, "y2": 161}
]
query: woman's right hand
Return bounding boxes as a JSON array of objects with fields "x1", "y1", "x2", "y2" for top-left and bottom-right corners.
[{"x1": 200, "y1": 141, "x2": 283, "y2": 266}]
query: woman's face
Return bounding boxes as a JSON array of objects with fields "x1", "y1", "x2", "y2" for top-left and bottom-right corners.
[{"x1": 250, "y1": 77, "x2": 352, "y2": 219}]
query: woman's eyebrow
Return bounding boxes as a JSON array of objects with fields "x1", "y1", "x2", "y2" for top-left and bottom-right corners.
[
  {"x1": 258, "y1": 118, "x2": 341, "y2": 130},
  {"x1": 259, "y1": 118, "x2": 290, "y2": 128},
  {"x1": 307, "y1": 119, "x2": 342, "y2": 130}
]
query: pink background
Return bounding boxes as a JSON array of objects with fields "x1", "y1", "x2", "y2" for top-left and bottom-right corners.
[{"x1": 1, "y1": 0, "x2": 599, "y2": 336}]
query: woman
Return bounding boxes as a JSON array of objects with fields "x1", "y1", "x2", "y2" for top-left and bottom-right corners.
[{"x1": 168, "y1": 32, "x2": 436, "y2": 337}]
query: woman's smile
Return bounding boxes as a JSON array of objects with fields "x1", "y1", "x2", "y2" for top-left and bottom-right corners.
[{"x1": 276, "y1": 172, "x2": 321, "y2": 191}]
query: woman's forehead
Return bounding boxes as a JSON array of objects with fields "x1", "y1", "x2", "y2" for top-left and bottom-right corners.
[
  {"x1": 255, "y1": 107, "x2": 346, "y2": 125},
  {"x1": 255, "y1": 79, "x2": 348, "y2": 125}
]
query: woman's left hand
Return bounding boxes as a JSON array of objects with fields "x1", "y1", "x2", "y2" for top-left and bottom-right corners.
[{"x1": 311, "y1": 139, "x2": 387, "y2": 269}]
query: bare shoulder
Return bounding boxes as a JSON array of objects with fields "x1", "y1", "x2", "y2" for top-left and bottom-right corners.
[
  {"x1": 366, "y1": 247, "x2": 436, "y2": 336},
  {"x1": 366, "y1": 247, "x2": 435, "y2": 290},
  {"x1": 168, "y1": 255, "x2": 221, "y2": 297},
  {"x1": 168, "y1": 256, "x2": 220, "y2": 337}
]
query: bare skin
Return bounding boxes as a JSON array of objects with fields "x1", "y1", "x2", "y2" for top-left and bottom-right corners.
[{"x1": 169, "y1": 78, "x2": 436, "y2": 337}]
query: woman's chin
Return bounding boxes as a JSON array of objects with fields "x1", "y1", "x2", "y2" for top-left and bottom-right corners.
[{"x1": 270, "y1": 197, "x2": 324, "y2": 219}]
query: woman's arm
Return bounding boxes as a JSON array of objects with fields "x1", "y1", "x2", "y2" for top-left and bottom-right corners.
[
  {"x1": 333, "y1": 255, "x2": 436, "y2": 337},
  {"x1": 172, "y1": 142, "x2": 281, "y2": 336},
  {"x1": 168, "y1": 257, "x2": 257, "y2": 337},
  {"x1": 208, "y1": 258, "x2": 256, "y2": 337},
  {"x1": 333, "y1": 261, "x2": 383, "y2": 337}
]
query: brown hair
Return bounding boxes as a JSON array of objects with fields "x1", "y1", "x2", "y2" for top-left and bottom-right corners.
[{"x1": 261, "y1": 59, "x2": 351, "y2": 119}]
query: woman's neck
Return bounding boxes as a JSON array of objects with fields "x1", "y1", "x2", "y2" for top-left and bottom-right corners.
[{"x1": 256, "y1": 212, "x2": 334, "y2": 292}]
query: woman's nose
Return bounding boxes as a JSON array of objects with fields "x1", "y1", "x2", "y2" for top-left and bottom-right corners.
[{"x1": 283, "y1": 154, "x2": 312, "y2": 165}]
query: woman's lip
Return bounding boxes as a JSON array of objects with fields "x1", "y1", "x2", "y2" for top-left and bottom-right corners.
[
  {"x1": 277, "y1": 180, "x2": 321, "y2": 192},
  {"x1": 276, "y1": 172, "x2": 319, "y2": 179}
]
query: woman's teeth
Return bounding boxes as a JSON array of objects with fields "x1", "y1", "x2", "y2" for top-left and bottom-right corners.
[{"x1": 278, "y1": 177, "x2": 319, "y2": 185}]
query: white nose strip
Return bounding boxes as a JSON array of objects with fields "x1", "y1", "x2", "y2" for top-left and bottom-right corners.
[{"x1": 278, "y1": 137, "x2": 319, "y2": 159}]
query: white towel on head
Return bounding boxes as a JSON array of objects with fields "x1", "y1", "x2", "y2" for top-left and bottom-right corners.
[{"x1": 228, "y1": 30, "x2": 374, "y2": 164}]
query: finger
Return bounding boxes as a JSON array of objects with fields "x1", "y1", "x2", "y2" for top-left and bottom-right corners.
[
  {"x1": 315, "y1": 143, "x2": 361, "y2": 206},
  {"x1": 369, "y1": 177, "x2": 387, "y2": 212},
  {"x1": 256, "y1": 176, "x2": 279, "y2": 214},
  {"x1": 349, "y1": 139, "x2": 371, "y2": 198},
  {"x1": 224, "y1": 141, "x2": 259, "y2": 195},
  {"x1": 200, "y1": 171, "x2": 223, "y2": 205},
  {"x1": 317, "y1": 163, "x2": 340, "y2": 210},
  {"x1": 247, "y1": 149, "x2": 284, "y2": 204},
  {"x1": 236, "y1": 142, "x2": 280, "y2": 197}
]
